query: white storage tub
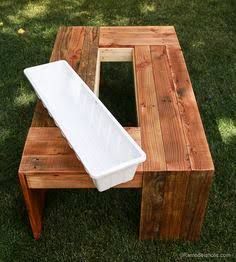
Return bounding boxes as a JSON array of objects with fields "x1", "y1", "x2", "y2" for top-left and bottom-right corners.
[{"x1": 24, "y1": 60, "x2": 146, "y2": 191}]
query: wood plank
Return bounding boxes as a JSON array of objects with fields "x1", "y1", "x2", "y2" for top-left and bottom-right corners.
[
  {"x1": 100, "y1": 26, "x2": 179, "y2": 47},
  {"x1": 140, "y1": 171, "x2": 213, "y2": 241},
  {"x1": 23, "y1": 127, "x2": 142, "y2": 156},
  {"x1": 20, "y1": 127, "x2": 143, "y2": 174},
  {"x1": 21, "y1": 155, "x2": 143, "y2": 175},
  {"x1": 19, "y1": 155, "x2": 86, "y2": 173},
  {"x1": 78, "y1": 27, "x2": 99, "y2": 90},
  {"x1": 50, "y1": 26, "x2": 85, "y2": 70},
  {"x1": 166, "y1": 46, "x2": 214, "y2": 171},
  {"x1": 101, "y1": 26, "x2": 175, "y2": 31},
  {"x1": 99, "y1": 48, "x2": 133, "y2": 62},
  {"x1": 26, "y1": 127, "x2": 67, "y2": 140},
  {"x1": 31, "y1": 100, "x2": 56, "y2": 127},
  {"x1": 21, "y1": 126, "x2": 143, "y2": 188},
  {"x1": 86, "y1": 27, "x2": 99, "y2": 89},
  {"x1": 150, "y1": 46, "x2": 190, "y2": 171},
  {"x1": 100, "y1": 37, "x2": 178, "y2": 48},
  {"x1": 27, "y1": 127, "x2": 141, "y2": 142},
  {"x1": 31, "y1": 26, "x2": 85, "y2": 127},
  {"x1": 180, "y1": 171, "x2": 214, "y2": 240},
  {"x1": 18, "y1": 172, "x2": 45, "y2": 239},
  {"x1": 139, "y1": 172, "x2": 166, "y2": 239},
  {"x1": 134, "y1": 46, "x2": 166, "y2": 171},
  {"x1": 24, "y1": 140, "x2": 74, "y2": 156},
  {"x1": 26, "y1": 172, "x2": 143, "y2": 189},
  {"x1": 159, "y1": 172, "x2": 189, "y2": 239}
]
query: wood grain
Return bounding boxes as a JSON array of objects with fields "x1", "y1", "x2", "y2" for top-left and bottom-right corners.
[
  {"x1": 134, "y1": 45, "x2": 167, "y2": 240},
  {"x1": 134, "y1": 45, "x2": 166, "y2": 171},
  {"x1": 100, "y1": 48, "x2": 133, "y2": 62},
  {"x1": 78, "y1": 27, "x2": 99, "y2": 90},
  {"x1": 50, "y1": 26, "x2": 85, "y2": 70},
  {"x1": 100, "y1": 26, "x2": 180, "y2": 47},
  {"x1": 138, "y1": 43, "x2": 213, "y2": 240},
  {"x1": 150, "y1": 46, "x2": 190, "y2": 171},
  {"x1": 180, "y1": 171, "x2": 214, "y2": 240},
  {"x1": 26, "y1": 172, "x2": 143, "y2": 189},
  {"x1": 18, "y1": 172, "x2": 45, "y2": 239},
  {"x1": 159, "y1": 172, "x2": 189, "y2": 239},
  {"x1": 139, "y1": 172, "x2": 166, "y2": 240},
  {"x1": 31, "y1": 100, "x2": 55, "y2": 127},
  {"x1": 21, "y1": 127, "x2": 143, "y2": 188},
  {"x1": 166, "y1": 46, "x2": 214, "y2": 171}
]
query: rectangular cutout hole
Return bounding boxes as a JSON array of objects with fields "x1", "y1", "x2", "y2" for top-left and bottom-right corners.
[{"x1": 99, "y1": 62, "x2": 137, "y2": 127}]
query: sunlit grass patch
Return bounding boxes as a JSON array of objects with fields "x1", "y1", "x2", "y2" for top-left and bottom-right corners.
[
  {"x1": 139, "y1": 2, "x2": 156, "y2": 15},
  {"x1": 22, "y1": 2, "x2": 48, "y2": 19},
  {"x1": 218, "y1": 118, "x2": 236, "y2": 144}
]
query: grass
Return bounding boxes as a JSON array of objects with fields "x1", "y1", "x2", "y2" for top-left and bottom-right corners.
[{"x1": 0, "y1": 0, "x2": 235, "y2": 261}]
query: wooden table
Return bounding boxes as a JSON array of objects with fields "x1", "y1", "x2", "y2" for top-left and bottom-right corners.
[{"x1": 18, "y1": 26, "x2": 214, "y2": 240}]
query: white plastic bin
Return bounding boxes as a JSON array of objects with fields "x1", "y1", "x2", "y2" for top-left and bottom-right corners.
[{"x1": 24, "y1": 60, "x2": 146, "y2": 191}]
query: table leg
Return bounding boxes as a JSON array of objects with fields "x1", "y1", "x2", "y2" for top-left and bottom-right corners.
[
  {"x1": 18, "y1": 173, "x2": 45, "y2": 240},
  {"x1": 139, "y1": 172, "x2": 165, "y2": 240},
  {"x1": 139, "y1": 171, "x2": 213, "y2": 240}
]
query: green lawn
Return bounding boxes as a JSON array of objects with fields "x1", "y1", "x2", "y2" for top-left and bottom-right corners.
[{"x1": 0, "y1": 0, "x2": 235, "y2": 261}]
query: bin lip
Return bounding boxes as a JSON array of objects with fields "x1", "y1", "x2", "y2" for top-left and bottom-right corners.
[
  {"x1": 85, "y1": 152, "x2": 146, "y2": 179},
  {"x1": 24, "y1": 60, "x2": 147, "y2": 180}
]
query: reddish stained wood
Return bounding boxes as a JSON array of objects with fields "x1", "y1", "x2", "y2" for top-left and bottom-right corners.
[
  {"x1": 166, "y1": 46, "x2": 214, "y2": 171},
  {"x1": 21, "y1": 154, "x2": 139, "y2": 175},
  {"x1": 26, "y1": 172, "x2": 143, "y2": 189},
  {"x1": 20, "y1": 155, "x2": 86, "y2": 173},
  {"x1": 180, "y1": 171, "x2": 213, "y2": 240},
  {"x1": 139, "y1": 172, "x2": 166, "y2": 240},
  {"x1": 24, "y1": 140, "x2": 74, "y2": 156},
  {"x1": 31, "y1": 100, "x2": 56, "y2": 127},
  {"x1": 27, "y1": 127, "x2": 68, "y2": 140},
  {"x1": 20, "y1": 127, "x2": 142, "y2": 172},
  {"x1": 100, "y1": 37, "x2": 178, "y2": 48},
  {"x1": 159, "y1": 172, "x2": 189, "y2": 239},
  {"x1": 27, "y1": 126, "x2": 141, "y2": 144},
  {"x1": 50, "y1": 26, "x2": 85, "y2": 70},
  {"x1": 20, "y1": 127, "x2": 143, "y2": 189},
  {"x1": 135, "y1": 45, "x2": 167, "y2": 240},
  {"x1": 138, "y1": 42, "x2": 213, "y2": 240},
  {"x1": 150, "y1": 45, "x2": 190, "y2": 171},
  {"x1": 100, "y1": 26, "x2": 179, "y2": 47},
  {"x1": 23, "y1": 126, "x2": 142, "y2": 158},
  {"x1": 134, "y1": 46, "x2": 166, "y2": 171},
  {"x1": 78, "y1": 27, "x2": 99, "y2": 90},
  {"x1": 18, "y1": 172, "x2": 45, "y2": 239},
  {"x1": 86, "y1": 27, "x2": 99, "y2": 89}
]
